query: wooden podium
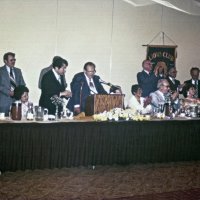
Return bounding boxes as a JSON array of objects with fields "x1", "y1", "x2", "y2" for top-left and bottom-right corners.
[{"x1": 85, "y1": 94, "x2": 124, "y2": 116}]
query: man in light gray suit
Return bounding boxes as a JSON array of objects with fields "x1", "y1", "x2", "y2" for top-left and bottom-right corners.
[
  {"x1": 0, "y1": 52, "x2": 26, "y2": 116},
  {"x1": 150, "y1": 79, "x2": 179, "y2": 110},
  {"x1": 150, "y1": 79, "x2": 170, "y2": 108}
]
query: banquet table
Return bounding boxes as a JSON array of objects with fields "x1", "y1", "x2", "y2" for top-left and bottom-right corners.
[{"x1": 0, "y1": 118, "x2": 200, "y2": 172}]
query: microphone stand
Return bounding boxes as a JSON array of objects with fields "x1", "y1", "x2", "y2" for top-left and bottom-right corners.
[{"x1": 79, "y1": 81, "x2": 84, "y2": 111}]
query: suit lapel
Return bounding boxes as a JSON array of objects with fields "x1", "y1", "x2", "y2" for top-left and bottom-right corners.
[
  {"x1": 2, "y1": 66, "x2": 10, "y2": 84},
  {"x1": 82, "y1": 74, "x2": 90, "y2": 93}
]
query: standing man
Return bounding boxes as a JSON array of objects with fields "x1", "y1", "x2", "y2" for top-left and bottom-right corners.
[
  {"x1": 0, "y1": 52, "x2": 26, "y2": 116},
  {"x1": 184, "y1": 67, "x2": 200, "y2": 98},
  {"x1": 38, "y1": 56, "x2": 67, "y2": 89},
  {"x1": 137, "y1": 60, "x2": 160, "y2": 97},
  {"x1": 39, "y1": 57, "x2": 71, "y2": 115},
  {"x1": 166, "y1": 67, "x2": 181, "y2": 92},
  {"x1": 67, "y1": 62, "x2": 107, "y2": 115}
]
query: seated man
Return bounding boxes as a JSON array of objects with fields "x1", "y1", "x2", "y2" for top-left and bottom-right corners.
[
  {"x1": 150, "y1": 79, "x2": 179, "y2": 110},
  {"x1": 67, "y1": 62, "x2": 107, "y2": 115}
]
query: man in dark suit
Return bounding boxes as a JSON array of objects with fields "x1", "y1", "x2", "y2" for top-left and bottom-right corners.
[
  {"x1": 38, "y1": 56, "x2": 67, "y2": 89},
  {"x1": 67, "y1": 62, "x2": 107, "y2": 114},
  {"x1": 39, "y1": 57, "x2": 71, "y2": 115},
  {"x1": 0, "y1": 52, "x2": 26, "y2": 116},
  {"x1": 184, "y1": 67, "x2": 200, "y2": 98},
  {"x1": 137, "y1": 60, "x2": 160, "y2": 97},
  {"x1": 166, "y1": 67, "x2": 181, "y2": 92}
]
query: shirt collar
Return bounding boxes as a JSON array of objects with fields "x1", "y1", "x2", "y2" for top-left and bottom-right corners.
[
  {"x1": 143, "y1": 70, "x2": 150, "y2": 74},
  {"x1": 6, "y1": 65, "x2": 13, "y2": 73},
  {"x1": 52, "y1": 68, "x2": 60, "y2": 80},
  {"x1": 169, "y1": 76, "x2": 175, "y2": 82},
  {"x1": 84, "y1": 73, "x2": 94, "y2": 83},
  {"x1": 192, "y1": 79, "x2": 198, "y2": 84},
  {"x1": 157, "y1": 90, "x2": 165, "y2": 98}
]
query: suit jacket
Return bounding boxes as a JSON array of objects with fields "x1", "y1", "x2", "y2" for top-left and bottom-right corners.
[
  {"x1": 0, "y1": 65, "x2": 25, "y2": 116},
  {"x1": 137, "y1": 70, "x2": 159, "y2": 97},
  {"x1": 39, "y1": 70, "x2": 66, "y2": 115},
  {"x1": 184, "y1": 79, "x2": 200, "y2": 98},
  {"x1": 67, "y1": 72, "x2": 107, "y2": 112},
  {"x1": 150, "y1": 90, "x2": 166, "y2": 108},
  {"x1": 166, "y1": 76, "x2": 180, "y2": 92}
]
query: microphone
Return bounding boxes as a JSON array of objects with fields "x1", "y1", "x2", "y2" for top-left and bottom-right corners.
[{"x1": 99, "y1": 78, "x2": 121, "y2": 89}]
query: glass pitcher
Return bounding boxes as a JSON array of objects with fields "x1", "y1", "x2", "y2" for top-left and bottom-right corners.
[
  {"x1": 26, "y1": 102, "x2": 34, "y2": 120},
  {"x1": 11, "y1": 101, "x2": 22, "y2": 120},
  {"x1": 34, "y1": 106, "x2": 48, "y2": 121}
]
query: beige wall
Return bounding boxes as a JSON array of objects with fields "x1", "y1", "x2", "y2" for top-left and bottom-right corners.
[{"x1": 0, "y1": 0, "x2": 200, "y2": 104}]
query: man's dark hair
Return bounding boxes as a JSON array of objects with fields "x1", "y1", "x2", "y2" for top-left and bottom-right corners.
[
  {"x1": 142, "y1": 59, "x2": 149, "y2": 68},
  {"x1": 3, "y1": 52, "x2": 15, "y2": 61},
  {"x1": 14, "y1": 85, "x2": 29, "y2": 100},
  {"x1": 190, "y1": 67, "x2": 200, "y2": 73},
  {"x1": 52, "y1": 56, "x2": 62, "y2": 63},
  {"x1": 83, "y1": 62, "x2": 96, "y2": 71},
  {"x1": 52, "y1": 58, "x2": 68, "y2": 69},
  {"x1": 62, "y1": 59, "x2": 68, "y2": 66}
]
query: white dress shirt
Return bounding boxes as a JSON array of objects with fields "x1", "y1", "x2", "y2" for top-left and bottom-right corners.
[{"x1": 84, "y1": 74, "x2": 98, "y2": 94}]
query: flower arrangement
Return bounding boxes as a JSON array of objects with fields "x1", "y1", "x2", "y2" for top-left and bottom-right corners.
[{"x1": 93, "y1": 107, "x2": 151, "y2": 121}]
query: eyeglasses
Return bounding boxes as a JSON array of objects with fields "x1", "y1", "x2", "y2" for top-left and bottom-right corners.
[
  {"x1": 86, "y1": 70, "x2": 96, "y2": 73},
  {"x1": 163, "y1": 84, "x2": 170, "y2": 88},
  {"x1": 10, "y1": 59, "x2": 16, "y2": 62}
]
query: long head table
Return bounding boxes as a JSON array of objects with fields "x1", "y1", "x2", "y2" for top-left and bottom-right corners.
[{"x1": 0, "y1": 118, "x2": 200, "y2": 172}]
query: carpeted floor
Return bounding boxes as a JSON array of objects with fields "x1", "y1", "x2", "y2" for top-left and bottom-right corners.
[{"x1": 0, "y1": 161, "x2": 200, "y2": 200}]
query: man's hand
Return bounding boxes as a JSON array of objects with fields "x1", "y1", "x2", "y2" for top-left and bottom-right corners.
[
  {"x1": 143, "y1": 96, "x2": 152, "y2": 108},
  {"x1": 9, "y1": 90, "x2": 14, "y2": 97},
  {"x1": 60, "y1": 90, "x2": 72, "y2": 98},
  {"x1": 171, "y1": 91, "x2": 179, "y2": 100},
  {"x1": 74, "y1": 107, "x2": 81, "y2": 115}
]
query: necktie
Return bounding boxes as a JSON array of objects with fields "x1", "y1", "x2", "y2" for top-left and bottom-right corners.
[
  {"x1": 89, "y1": 79, "x2": 94, "y2": 88},
  {"x1": 195, "y1": 80, "x2": 198, "y2": 97},
  {"x1": 10, "y1": 68, "x2": 16, "y2": 91}
]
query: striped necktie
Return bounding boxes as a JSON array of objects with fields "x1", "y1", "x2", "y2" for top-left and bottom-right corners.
[
  {"x1": 10, "y1": 68, "x2": 16, "y2": 91},
  {"x1": 89, "y1": 79, "x2": 94, "y2": 88},
  {"x1": 195, "y1": 80, "x2": 198, "y2": 97}
]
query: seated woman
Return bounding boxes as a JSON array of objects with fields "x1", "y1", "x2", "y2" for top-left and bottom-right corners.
[
  {"x1": 182, "y1": 83, "x2": 200, "y2": 104},
  {"x1": 14, "y1": 85, "x2": 32, "y2": 119},
  {"x1": 127, "y1": 84, "x2": 152, "y2": 114}
]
